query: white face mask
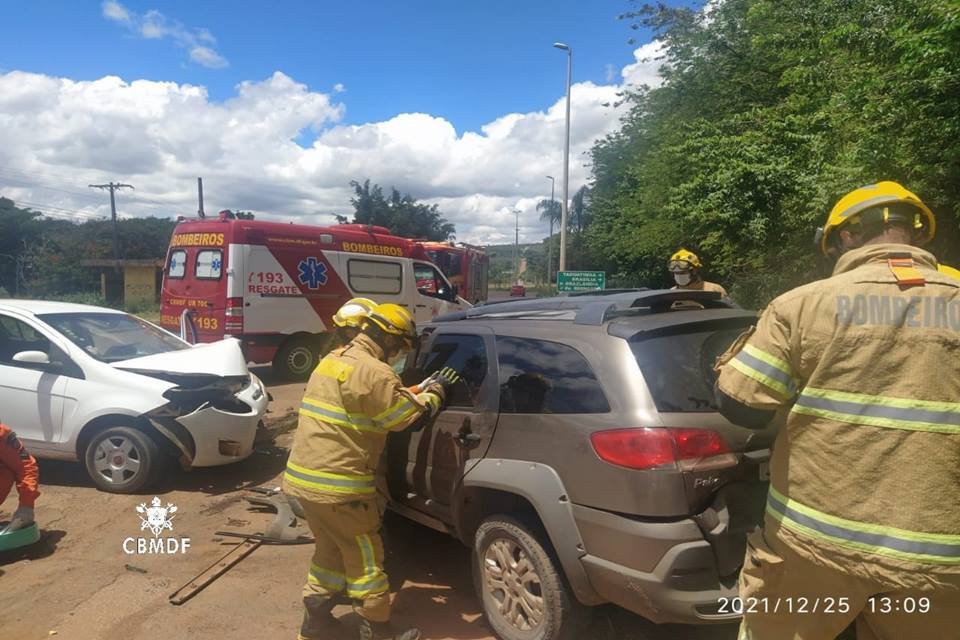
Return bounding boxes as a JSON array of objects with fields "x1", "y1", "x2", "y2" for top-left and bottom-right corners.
[{"x1": 674, "y1": 273, "x2": 692, "y2": 286}]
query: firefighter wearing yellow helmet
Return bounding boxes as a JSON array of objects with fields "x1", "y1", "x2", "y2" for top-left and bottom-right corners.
[
  {"x1": 331, "y1": 297, "x2": 376, "y2": 346},
  {"x1": 668, "y1": 248, "x2": 728, "y2": 297},
  {"x1": 715, "y1": 181, "x2": 960, "y2": 638},
  {"x1": 285, "y1": 302, "x2": 455, "y2": 640}
]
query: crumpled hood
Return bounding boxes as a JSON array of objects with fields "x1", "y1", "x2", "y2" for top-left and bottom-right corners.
[{"x1": 111, "y1": 338, "x2": 248, "y2": 378}]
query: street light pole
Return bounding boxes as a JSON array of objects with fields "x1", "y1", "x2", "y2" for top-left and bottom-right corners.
[
  {"x1": 553, "y1": 42, "x2": 572, "y2": 273},
  {"x1": 546, "y1": 175, "x2": 555, "y2": 284}
]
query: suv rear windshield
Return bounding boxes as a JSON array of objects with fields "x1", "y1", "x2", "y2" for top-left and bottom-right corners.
[{"x1": 630, "y1": 322, "x2": 751, "y2": 413}]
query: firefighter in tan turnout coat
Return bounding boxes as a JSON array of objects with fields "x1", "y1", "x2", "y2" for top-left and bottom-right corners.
[
  {"x1": 284, "y1": 302, "x2": 452, "y2": 640},
  {"x1": 715, "y1": 182, "x2": 960, "y2": 639}
]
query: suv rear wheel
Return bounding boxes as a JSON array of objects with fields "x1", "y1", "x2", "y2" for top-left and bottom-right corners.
[{"x1": 473, "y1": 516, "x2": 584, "y2": 640}]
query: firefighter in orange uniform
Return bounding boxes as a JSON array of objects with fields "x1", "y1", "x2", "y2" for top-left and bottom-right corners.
[
  {"x1": 0, "y1": 423, "x2": 39, "y2": 533},
  {"x1": 715, "y1": 182, "x2": 960, "y2": 639},
  {"x1": 285, "y1": 303, "x2": 454, "y2": 640}
]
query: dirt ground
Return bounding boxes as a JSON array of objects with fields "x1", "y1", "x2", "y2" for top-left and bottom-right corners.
[{"x1": 0, "y1": 369, "x2": 736, "y2": 640}]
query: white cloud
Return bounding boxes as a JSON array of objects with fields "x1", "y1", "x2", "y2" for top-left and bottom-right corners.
[
  {"x1": 0, "y1": 35, "x2": 664, "y2": 244},
  {"x1": 190, "y1": 46, "x2": 228, "y2": 69},
  {"x1": 101, "y1": 1, "x2": 130, "y2": 23},
  {"x1": 622, "y1": 40, "x2": 666, "y2": 88},
  {"x1": 333, "y1": 83, "x2": 346, "y2": 94},
  {"x1": 102, "y1": 2, "x2": 228, "y2": 69},
  {"x1": 604, "y1": 64, "x2": 617, "y2": 83}
]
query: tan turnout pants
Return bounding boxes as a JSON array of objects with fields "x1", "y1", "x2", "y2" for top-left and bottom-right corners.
[
  {"x1": 738, "y1": 528, "x2": 960, "y2": 639},
  {"x1": 301, "y1": 499, "x2": 391, "y2": 622}
]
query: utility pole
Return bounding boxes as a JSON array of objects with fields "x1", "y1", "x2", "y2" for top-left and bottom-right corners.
[
  {"x1": 197, "y1": 177, "x2": 206, "y2": 218},
  {"x1": 89, "y1": 182, "x2": 134, "y2": 272}
]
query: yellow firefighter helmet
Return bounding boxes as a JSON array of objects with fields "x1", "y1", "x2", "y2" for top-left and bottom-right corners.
[
  {"x1": 818, "y1": 181, "x2": 935, "y2": 255},
  {"x1": 668, "y1": 248, "x2": 703, "y2": 272},
  {"x1": 332, "y1": 297, "x2": 376, "y2": 328},
  {"x1": 364, "y1": 303, "x2": 417, "y2": 348}
]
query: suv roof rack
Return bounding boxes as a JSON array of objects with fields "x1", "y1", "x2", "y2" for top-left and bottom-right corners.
[
  {"x1": 434, "y1": 289, "x2": 732, "y2": 326},
  {"x1": 560, "y1": 287, "x2": 650, "y2": 297}
]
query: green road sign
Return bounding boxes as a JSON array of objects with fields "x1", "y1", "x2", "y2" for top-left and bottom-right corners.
[{"x1": 557, "y1": 270, "x2": 606, "y2": 292}]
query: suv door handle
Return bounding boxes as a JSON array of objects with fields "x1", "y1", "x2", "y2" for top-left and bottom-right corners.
[
  {"x1": 455, "y1": 433, "x2": 481, "y2": 447},
  {"x1": 455, "y1": 417, "x2": 481, "y2": 447}
]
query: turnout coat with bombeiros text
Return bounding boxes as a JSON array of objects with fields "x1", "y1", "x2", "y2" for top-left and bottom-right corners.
[
  {"x1": 717, "y1": 243, "x2": 960, "y2": 587},
  {"x1": 283, "y1": 333, "x2": 432, "y2": 504}
]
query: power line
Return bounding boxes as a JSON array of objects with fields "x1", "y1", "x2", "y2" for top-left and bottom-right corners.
[
  {"x1": 0, "y1": 173, "x2": 108, "y2": 204},
  {"x1": 0, "y1": 167, "x2": 173, "y2": 208},
  {"x1": 8, "y1": 199, "x2": 100, "y2": 220}
]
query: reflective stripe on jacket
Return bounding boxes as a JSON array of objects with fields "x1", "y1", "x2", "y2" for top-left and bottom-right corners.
[
  {"x1": 283, "y1": 333, "x2": 434, "y2": 504},
  {"x1": 717, "y1": 244, "x2": 960, "y2": 577}
]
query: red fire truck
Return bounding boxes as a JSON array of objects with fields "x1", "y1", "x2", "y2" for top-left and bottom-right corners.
[
  {"x1": 160, "y1": 212, "x2": 469, "y2": 377},
  {"x1": 421, "y1": 242, "x2": 489, "y2": 304}
]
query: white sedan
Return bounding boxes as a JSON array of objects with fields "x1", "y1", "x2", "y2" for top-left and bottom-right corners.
[{"x1": 0, "y1": 300, "x2": 268, "y2": 493}]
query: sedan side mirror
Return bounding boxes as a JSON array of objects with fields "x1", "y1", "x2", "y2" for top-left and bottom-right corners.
[{"x1": 13, "y1": 350, "x2": 51, "y2": 365}]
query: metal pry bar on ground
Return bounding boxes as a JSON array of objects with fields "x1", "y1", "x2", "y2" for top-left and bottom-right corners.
[
  {"x1": 168, "y1": 538, "x2": 261, "y2": 605},
  {"x1": 168, "y1": 487, "x2": 310, "y2": 605}
]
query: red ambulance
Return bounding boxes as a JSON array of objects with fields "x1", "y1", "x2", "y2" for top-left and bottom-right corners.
[{"x1": 160, "y1": 212, "x2": 469, "y2": 377}]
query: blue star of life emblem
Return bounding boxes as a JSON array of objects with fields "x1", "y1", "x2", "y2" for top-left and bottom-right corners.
[{"x1": 297, "y1": 257, "x2": 328, "y2": 289}]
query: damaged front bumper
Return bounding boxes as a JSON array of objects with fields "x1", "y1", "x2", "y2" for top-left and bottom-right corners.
[{"x1": 146, "y1": 373, "x2": 269, "y2": 468}]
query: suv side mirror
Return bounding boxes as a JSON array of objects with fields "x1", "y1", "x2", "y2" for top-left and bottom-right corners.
[{"x1": 13, "y1": 350, "x2": 51, "y2": 365}]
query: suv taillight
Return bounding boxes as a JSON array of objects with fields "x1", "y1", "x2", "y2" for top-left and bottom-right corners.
[
  {"x1": 225, "y1": 297, "x2": 244, "y2": 333},
  {"x1": 590, "y1": 428, "x2": 730, "y2": 471}
]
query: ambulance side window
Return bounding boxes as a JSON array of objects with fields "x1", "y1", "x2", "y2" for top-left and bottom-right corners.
[
  {"x1": 348, "y1": 259, "x2": 402, "y2": 294},
  {"x1": 195, "y1": 250, "x2": 222, "y2": 280},
  {"x1": 168, "y1": 250, "x2": 187, "y2": 279},
  {"x1": 414, "y1": 263, "x2": 453, "y2": 301}
]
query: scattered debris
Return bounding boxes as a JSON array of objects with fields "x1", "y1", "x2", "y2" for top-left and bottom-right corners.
[{"x1": 168, "y1": 486, "x2": 312, "y2": 606}]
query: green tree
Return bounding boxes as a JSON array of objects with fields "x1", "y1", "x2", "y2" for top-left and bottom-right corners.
[
  {"x1": 590, "y1": 0, "x2": 960, "y2": 306},
  {"x1": 0, "y1": 198, "x2": 42, "y2": 295},
  {"x1": 345, "y1": 179, "x2": 455, "y2": 241}
]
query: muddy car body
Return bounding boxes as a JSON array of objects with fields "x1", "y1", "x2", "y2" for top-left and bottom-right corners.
[{"x1": 0, "y1": 300, "x2": 268, "y2": 493}]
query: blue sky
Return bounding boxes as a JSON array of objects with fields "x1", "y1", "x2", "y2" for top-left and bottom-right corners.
[
  {"x1": 4, "y1": 1, "x2": 666, "y2": 132},
  {"x1": 0, "y1": 1, "x2": 699, "y2": 244}
]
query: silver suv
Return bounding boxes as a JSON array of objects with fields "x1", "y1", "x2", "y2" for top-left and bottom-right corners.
[{"x1": 386, "y1": 290, "x2": 772, "y2": 640}]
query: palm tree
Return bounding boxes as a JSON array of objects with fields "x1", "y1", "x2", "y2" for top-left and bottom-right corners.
[
  {"x1": 570, "y1": 186, "x2": 591, "y2": 268},
  {"x1": 537, "y1": 198, "x2": 561, "y2": 283},
  {"x1": 571, "y1": 186, "x2": 590, "y2": 233}
]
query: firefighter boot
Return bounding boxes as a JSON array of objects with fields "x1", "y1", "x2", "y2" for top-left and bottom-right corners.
[
  {"x1": 357, "y1": 618, "x2": 421, "y2": 640},
  {"x1": 298, "y1": 594, "x2": 341, "y2": 640}
]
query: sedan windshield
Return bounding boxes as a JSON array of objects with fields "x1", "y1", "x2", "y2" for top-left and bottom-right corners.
[{"x1": 38, "y1": 312, "x2": 189, "y2": 363}]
